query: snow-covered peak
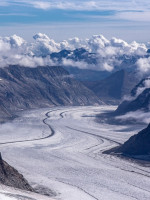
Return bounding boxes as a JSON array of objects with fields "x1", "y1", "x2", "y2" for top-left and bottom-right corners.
[{"x1": 0, "y1": 33, "x2": 149, "y2": 74}]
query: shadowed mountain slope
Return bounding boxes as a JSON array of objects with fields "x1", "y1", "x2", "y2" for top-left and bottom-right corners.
[
  {"x1": 0, "y1": 153, "x2": 33, "y2": 191},
  {"x1": 83, "y1": 70, "x2": 139, "y2": 104},
  {"x1": 113, "y1": 124, "x2": 150, "y2": 156},
  {"x1": 0, "y1": 65, "x2": 103, "y2": 121},
  {"x1": 115, "y1": 77, "x2": 150, "y2": 115}
]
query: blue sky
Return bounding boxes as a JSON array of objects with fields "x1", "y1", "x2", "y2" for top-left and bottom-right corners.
[{"x1": 0, "y1": 0, "x2": 150, "y2": 42}]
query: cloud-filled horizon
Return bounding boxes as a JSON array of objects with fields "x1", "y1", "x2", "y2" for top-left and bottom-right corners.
[
  {"x1": 0, "y1": 0, "x2": 150, "y2": 42},
  {"x1": 0, "y1": 33, "x2": 150, "y2": 77}
]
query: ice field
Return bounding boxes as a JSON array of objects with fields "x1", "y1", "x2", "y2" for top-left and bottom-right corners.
[{"x1": 0, "y1": 106, "x2": 149, "y2": 200}]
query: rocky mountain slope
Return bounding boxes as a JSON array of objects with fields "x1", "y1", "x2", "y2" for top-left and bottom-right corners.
[
  {"x1": 0, "y1": 65, "x2": 103, "y2": 121},
  {"x1": 0, "y1": 153, "x2": 33, "y2": 191},
  {"x1": 113, "y1": 123, "x2": 150, "y2": 156},
  {"x1": 83, "y1": 70, "x2": 139, "y2": 104},
  {"x1": 115, "y1": 77, "x2": 150, "y2": 115}
]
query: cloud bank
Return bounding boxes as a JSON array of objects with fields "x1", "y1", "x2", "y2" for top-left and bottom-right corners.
[
  {"x1": 116, "y1": 110, "x2": 150, "y2": 124},
  {"x1": 137, "y1": 57, "x2": 150, "y2": 76},
  {"x1": 0, "y1": 33, "x2": 149, "y2": 75}
]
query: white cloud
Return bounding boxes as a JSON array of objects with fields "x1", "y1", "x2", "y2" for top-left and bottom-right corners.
[
  {"x1": 62, "y1": 59, "x2": 90, "y2": 70},
  {"x1": 8, "y1": 0, "x2": 149, "y2": 23},
  {"x1": 30, "y1": 1, "x2": 52, "y2": 10},
  {"x1": 0, "y1": 33, "x2": 149, "y2": 73},
  {"x1": 132, "y1": 78, "x2": 150, "y2": 99},
  {"x1": 117, "y1": 11, "x2": 150, "y2": 22},
  {"x1": 123, "y1": 77, "x2": 150, "y2": 102},
  {"x1": 3, "y1": 0, "x2": 150, "y2": 13},
  {"x1": 110, "y1": 37, "x2": 129, "y2": 48},
  {"x1": 136, "y1": 57, "x2": 150, "y2": 76},
  {"x1": 88, "y1": 35, "x2": 110, "y2": 52},
  {"x1": 116, "y1": 110, "x2": 150, "y2": 124},
  {"x1": 102, "y1": 62, "x2": 114, "y2": 72},
  {"x1": 61, "y1": 58, "x2": 114, "y2": 71}
]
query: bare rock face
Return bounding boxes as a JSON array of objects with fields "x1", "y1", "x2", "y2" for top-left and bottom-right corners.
[
  {"x1": 0, "y1": 153, "x2": 33, "y2": 191},
  {"x1": 115, "y1": 77, "x2": 150, "y2": 115},
  {"x1": 113, "y1": 124, "x2": 150, "y2": 156}
]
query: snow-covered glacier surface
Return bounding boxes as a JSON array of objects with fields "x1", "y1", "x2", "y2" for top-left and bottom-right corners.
[
  {"x1": 0, "y1": 184, "x2": 53, "y2": 200},
  {"x1": 0, "y1": 106, "x2": 150, "y2": 200}
]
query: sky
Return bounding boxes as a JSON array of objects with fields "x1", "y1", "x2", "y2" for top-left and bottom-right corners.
[{"x1": 0, "y1": 0, "x2": 150, "y2": 42}]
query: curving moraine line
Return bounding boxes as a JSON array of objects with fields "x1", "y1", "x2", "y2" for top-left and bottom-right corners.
[{"x1": 0, "y1": 109, "x2": 58, "y2": 145}]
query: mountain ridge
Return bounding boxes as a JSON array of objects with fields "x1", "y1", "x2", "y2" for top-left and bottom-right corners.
[
  {"x1": 83, "y1": 69, "x2": 139, "y2": 104},
  {"x1": 115, "y1": 77, "x2": 150, "y2": 115},
  {"x1": 109, "y1": 124, "x2": 150, "y2": 158},
  {"x1": 0, "y1": 65, "x2": 103, "y2": 121}
]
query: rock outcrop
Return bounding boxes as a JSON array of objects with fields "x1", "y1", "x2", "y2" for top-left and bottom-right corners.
[
  {"x1": 0, "y1": 153, "x2": 33, "y2": 191},
  {"x1": 112, "y1": 124, "x2": 150, "y2": 156},
  {"x1": 115, "y1": 77, "x2": 150, "y2": 115}
]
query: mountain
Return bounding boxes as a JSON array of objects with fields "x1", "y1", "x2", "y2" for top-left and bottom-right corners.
[
  {"x1": 51, "y1": 48, "x2": 111, "y2": 81},
  {"x1": 50, "y1": 48, "x2": 143, "y2": 83},
  {"x1": 0, "y1": 153, "x2": 33, "y2": 191},
  {"x1": 64, "y1": 67, "x2": 110, "y2": 81},
  {"x1": 83, "y1": 70, "x2": 139, "y2": 104},
  {"x1": 147, "y1": 49, "x2": 150, "y2": 53},
  {"x1": 0, "y1": 65, "x2": 103, "y2": 121},
  {"x1": 50, "y1": 48, "x2": 145, "y2": 69},
  {"x1": 50, "y1": 48, "x2": 98, "y2": 64},
  {"x1": 115, "y1": 77, "x2": 150, "y2": 115},
  {"x1": 113, "y1": 124, "x2": 150, "y2": 156}
]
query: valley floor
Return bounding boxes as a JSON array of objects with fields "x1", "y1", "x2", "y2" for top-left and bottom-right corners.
[{"x1": 0, "y1": 106, "x2": 149, "y2": 200}]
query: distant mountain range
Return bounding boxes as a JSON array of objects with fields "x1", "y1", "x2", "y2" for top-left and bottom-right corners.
[
  {"x1": 50, "y1": 48, "x2": 147, "y2": 68},
  {"x1": 49, "y1": 48, "x2": 147, "y2": 104},
  {"x1": 0, "y1": 65, "x2": 103, "y2": 121},
  {"x1": 50, "y1": 48, "x2": 145, "y2": 82},
  {"x1": 50, "y1": 48, "x2": 111, "y2": 81},
  {"x1": 50, "y1": 48, "x2": 98, "y2": 65}
]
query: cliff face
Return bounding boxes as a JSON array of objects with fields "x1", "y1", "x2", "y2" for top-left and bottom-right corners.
[
  {"x1": 114, "y1": 77, "x2": 150, "y2": 115},
  {"x1": 0, "y1": 153, "x2": 33, "y2": 191},
  {"x1": 113, "y1": 124, "x2": 150, "y2": 156}
]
